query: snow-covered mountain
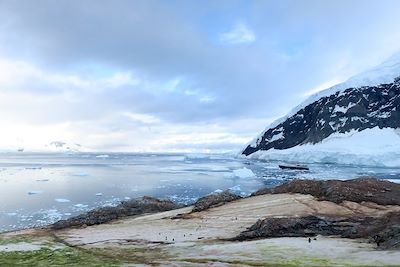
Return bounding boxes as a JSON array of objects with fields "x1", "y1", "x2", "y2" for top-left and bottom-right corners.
[
  {"x1": 242, "y1": 54, "x2": 400, "y2": 167},
  {"x1": 45, "y1": 141, "x2": 84, "y2": 153}
]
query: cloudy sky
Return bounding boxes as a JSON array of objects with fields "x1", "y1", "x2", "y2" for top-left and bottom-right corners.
[{"x1": 0, "y1": 0, "x2": 400, "y2": 152}]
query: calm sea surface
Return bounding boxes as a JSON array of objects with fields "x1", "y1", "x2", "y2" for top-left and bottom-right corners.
[{"x1": 1, "y1": 152, "x2": 399, "y2": 232}]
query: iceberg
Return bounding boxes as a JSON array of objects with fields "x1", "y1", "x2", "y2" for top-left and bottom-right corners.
[
  {"x1": 232, "y1": 168, "x2": 256, "y2": 178},
  {"x1": 95, "y1": 154, "x2": 109, "y2": 158}
]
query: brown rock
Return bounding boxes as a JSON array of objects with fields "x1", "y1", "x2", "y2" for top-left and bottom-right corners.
[
  {"x1": 253, "y1": 177, "x2": 400, "y2": 205},
  {"x1": 235, "y1": 212, "x2": 400, "y2": 250},
  {"x1": 51, "y1": 196, "x2": 182, "y2": 230},
  {"x1": 192, "y1": 190, "x2": 241, "y2": 212}
]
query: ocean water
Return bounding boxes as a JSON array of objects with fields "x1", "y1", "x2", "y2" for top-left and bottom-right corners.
[{"x1": 0, "y1": 152, "x2": 399, "y2": 233}]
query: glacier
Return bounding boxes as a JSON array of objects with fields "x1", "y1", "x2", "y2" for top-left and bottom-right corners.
[{"x1": 248, "y1": 127, "x2": 400, "y2": 167}]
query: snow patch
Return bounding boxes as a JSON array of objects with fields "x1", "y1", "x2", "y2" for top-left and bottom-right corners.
[
  {"x1": 268, "y1": 132, "x2": 284, "y2": 142},
  {"x1": 0, "y1": 242, "x2": 45, "y2": 252},
  {"x1": 333, "y1": 102, "x2": 356, "y2": 113}
]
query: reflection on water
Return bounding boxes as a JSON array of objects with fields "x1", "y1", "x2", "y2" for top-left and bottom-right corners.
[{"x1": 0, "y1": 152, "x2": 399, "y2": 232}]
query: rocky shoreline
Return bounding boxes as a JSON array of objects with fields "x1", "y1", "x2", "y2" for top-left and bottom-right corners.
[
  {"x1": 1, "y1": 177, "x2": 400, "y2": 266},
  {"x1": 51, "y1": 196, "x2": 182, "y2": 230}
]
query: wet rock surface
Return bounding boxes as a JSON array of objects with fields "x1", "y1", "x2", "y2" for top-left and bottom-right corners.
[
  {"x1": 192, "y1": 190, "x2": 241, "y2": 212},
  {"x1": 252, "y1": 177, "x2": 400, "y2": 205},
  {"x1": 235, "y1": 212, "x2": 400, "y2": 250},
  {"x1": 51, "y1": 196, "x2": 182, "y2": 230}
]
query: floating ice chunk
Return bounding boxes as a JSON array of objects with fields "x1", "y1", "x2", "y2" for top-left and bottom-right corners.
[
  {"x1": 7, "y1": 212, "x2": 17, "y2": 216},
  {"x1": 232, "y1": 168, "x2": 256, "y2": 178},
  {"x1": 43, "y1": 209, "x2": 63, "y2": 221},
  {"x1": 184, "y1": 153, "x2": 210, "y2": 160},
  {"x1": 124, "y1": 197, "x2": 131, "y2": 200},
  {"x1": 214, "y1": 189, "x2": 223, "y2": 193},
  {"x1": 74, "y1": 204, "x2": 88, "y2": 208},
  {"x1": 27, "y1": 190, "x2": 43, "y2": 195},
  {"x1": 55, "y1": 198, "x2": 71, "y2": 203},
  {"x1": 70, "y1": 172, "x2": 89, "y2": 177},
  {"x1": 95, "y1": 154, "x2": 109, "y2": 158},
  {"x1": 229, "y1": 185, "x2": 241, "y2": 192},
  {"x1": 95, "y1": 193, "x2": 103, "y2": 196}
]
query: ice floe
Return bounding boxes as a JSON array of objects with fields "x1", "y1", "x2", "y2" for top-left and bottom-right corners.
[
  {"x1": 55, "y1": 198, "x2": 71, "y2": 203},
  {"x1": 224, "y1": 167, "x2": 256, "y2": 178},
  {"x1": 95, "y1": 154, "x2": 109, "y2": 158},
  {"x1": 74, "y1": 204, "x2": 89, "y2": 208},
  {"x1": 184, "y1": 153, "x2": 210, "y2": 160}
]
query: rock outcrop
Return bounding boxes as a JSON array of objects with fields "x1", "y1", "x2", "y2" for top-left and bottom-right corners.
[
  {"x1": 192, "y1": 190, "x2": 241, "y2": 212},
  {"x1": 51, "y1": 196, "x2": 182, "y2": 230},
  {"x1": 235, "y1": 212, "x2": 400, "y2": 250},
  {"x1": 252, "y1": 177, "x2": 400, "y2": 205}
]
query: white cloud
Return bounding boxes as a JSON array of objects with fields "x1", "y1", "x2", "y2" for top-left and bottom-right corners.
[
  {"x1": 0, "y1": 58, "x2": 265, "y2": 152},
  {"x1": 219, "y1": 22, "x2": 256, "y2": 45}
]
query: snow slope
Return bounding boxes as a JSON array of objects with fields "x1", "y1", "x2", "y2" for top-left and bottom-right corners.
[{"x1": 248, "y1": 127, "x2": 400, "y2": 167}]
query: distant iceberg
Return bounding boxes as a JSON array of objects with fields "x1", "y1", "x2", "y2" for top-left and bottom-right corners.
[
  {"x1": 184, "y1": 153, "x2": 210, "y2": 160},
  {"x1": 95, "y1": 154, "x2": 109, "y2": 159},
  {"x1": 70, "y1": 172, "x2": 89, "y2": 177}
]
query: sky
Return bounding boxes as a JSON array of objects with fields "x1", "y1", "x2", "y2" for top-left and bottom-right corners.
[{"x1": 0, "y1": 0, "x2": 400, "y2": 152}]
